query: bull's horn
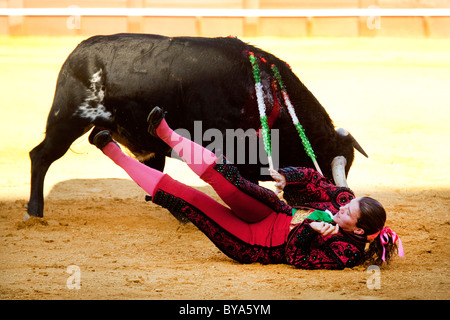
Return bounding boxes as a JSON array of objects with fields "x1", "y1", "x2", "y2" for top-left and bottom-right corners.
[
  {"x1": 331, "y1": 156, "x2": 348, "y2": 188},
  {"x1": 336, "y1": 128, "x2": 368, "y2": 158}
]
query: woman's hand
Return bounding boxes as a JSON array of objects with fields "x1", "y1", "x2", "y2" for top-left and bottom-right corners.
[
  {"x1": 269, "y1": 169, "x2": 286, "y2": 194},
  {"x1": 309, "y1": 222, "x2": 340, "y2": 236}
]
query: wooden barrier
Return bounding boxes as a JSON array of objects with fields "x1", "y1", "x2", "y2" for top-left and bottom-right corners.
[{"x1": 1, "y1": 0, "x2": 449, "y2": 37}]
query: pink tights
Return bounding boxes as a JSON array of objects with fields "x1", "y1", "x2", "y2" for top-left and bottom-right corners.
[{"x1": 100, "y1": 119, "x2": 291, "y2": 247}]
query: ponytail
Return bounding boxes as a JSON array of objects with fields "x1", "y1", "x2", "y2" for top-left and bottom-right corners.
[
  {"x1": 356, "y1": 197, "x2": 404, "y2": 266},
  {"x1": 364, "y1": 227, "x2": 404, "y2": 265}
]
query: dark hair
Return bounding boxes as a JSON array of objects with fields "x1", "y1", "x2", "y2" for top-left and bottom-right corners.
[{"x1": 357, "y1": 197, "x2": 398, "y2": 266}]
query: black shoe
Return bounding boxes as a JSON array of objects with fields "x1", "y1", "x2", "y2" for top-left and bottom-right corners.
[
  {"x1": 147, "y1": 106, "x2": 166, "y2": 137},
  {"x1": 88, "y1": 127, "x2": 103, "y2": 145},
  {"x1": 91, "y1": 130, "x2": 113, "y2": 150}
]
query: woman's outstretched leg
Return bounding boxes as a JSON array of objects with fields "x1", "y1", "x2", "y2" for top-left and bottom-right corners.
[
  {"x1": 148, "y1": 107, "x2": 218, "y2": 177},
  {"x1": 90, "y1": 130, "x2": 290, "y2": 252},
  {"x1": 91, "y1": 130, "x2": 164, "y2": 197},
  {"x1": 147, "y1": 107, "x2": 281, "y2": 222}
]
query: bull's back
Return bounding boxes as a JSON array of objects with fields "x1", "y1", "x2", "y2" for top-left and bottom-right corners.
[
  {"x1": 66, "y1": 34, "x2": 254, "y2": 127},
  {"x1": 73, "y1": 33, "x2": 251, "y2": 91}
]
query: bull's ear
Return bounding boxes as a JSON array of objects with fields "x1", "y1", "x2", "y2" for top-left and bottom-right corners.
[{"x1": 336, "y1": 128, "x2": 368, "y2": 158}]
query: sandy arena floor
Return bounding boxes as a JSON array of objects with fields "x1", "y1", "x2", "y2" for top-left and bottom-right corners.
[{"x1": 0, "y1": 36, "x2": 449, "y2": 300}]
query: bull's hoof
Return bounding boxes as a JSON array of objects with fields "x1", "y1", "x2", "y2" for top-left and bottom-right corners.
[
  {"x1": 147, "y1": 106, "x2": 166, "y2": 137},
  {"x1": 24, "y1": 211, "x2": 44, "y2": 221},
  {"x1": 17, "y1": 216, "x2": 49, "y2": 229},
  {"x1": 26, "y1": 202, "x2": 44, "y2": 220}
]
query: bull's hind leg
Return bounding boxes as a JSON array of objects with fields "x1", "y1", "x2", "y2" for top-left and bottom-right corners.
[
  {"x1": 27, "y1": 66, "x2": 112, "y2": 219},
  {"x1": 27, "y1": 118, "x2": 92, "y2": 219}
]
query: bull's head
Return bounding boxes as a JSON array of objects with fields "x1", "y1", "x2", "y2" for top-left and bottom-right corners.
[
  {"x1": 330, "y1": 128, "x2": 368, "y2": 188},
  {"x1": 282, "y1": 127, "x2": 367, "y2": 207}
]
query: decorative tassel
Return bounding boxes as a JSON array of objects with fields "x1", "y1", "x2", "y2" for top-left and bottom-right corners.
[
  {"x1": 249, "y1": 52, "x2": 273, "y2": 170},
  {"x1": 271, "y1": 64, "x2": 322, "y2": 175}
]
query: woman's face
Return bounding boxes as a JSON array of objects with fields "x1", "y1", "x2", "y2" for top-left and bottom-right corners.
[{"x1": 333, "y1": 197, "x2": 364, "y2": 235}]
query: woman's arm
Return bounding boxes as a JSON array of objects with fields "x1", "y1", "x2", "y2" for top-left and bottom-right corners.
[
  {"x1": 310, "y1": 221, "x2": 339, "y2": 236},
  {"x1": 286, "y1": 219, "x2": 363, "y2": 270},
  {"x1": 272, "y1": 167, "x2": 355, "y2": 214},
  {"x1": 269, "y1": 169, "x2": 287, "y2": 194},
  {"x1": 270, "y1": 167, "x2": 324, "y2": 196}
]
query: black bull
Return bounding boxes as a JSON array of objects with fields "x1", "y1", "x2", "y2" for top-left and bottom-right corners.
[{"x1": 27, "y1": 33, "x2": 367, "y2": 218}]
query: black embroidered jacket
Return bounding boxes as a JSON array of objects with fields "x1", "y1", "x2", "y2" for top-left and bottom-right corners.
[{"x1": 279, "y1": 167, "x2": 366, "y2": 269}]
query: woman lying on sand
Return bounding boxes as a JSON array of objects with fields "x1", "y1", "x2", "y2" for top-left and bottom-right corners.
[{"x1": 89, "y1": 107, "x2": 403, "y2": 269}]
